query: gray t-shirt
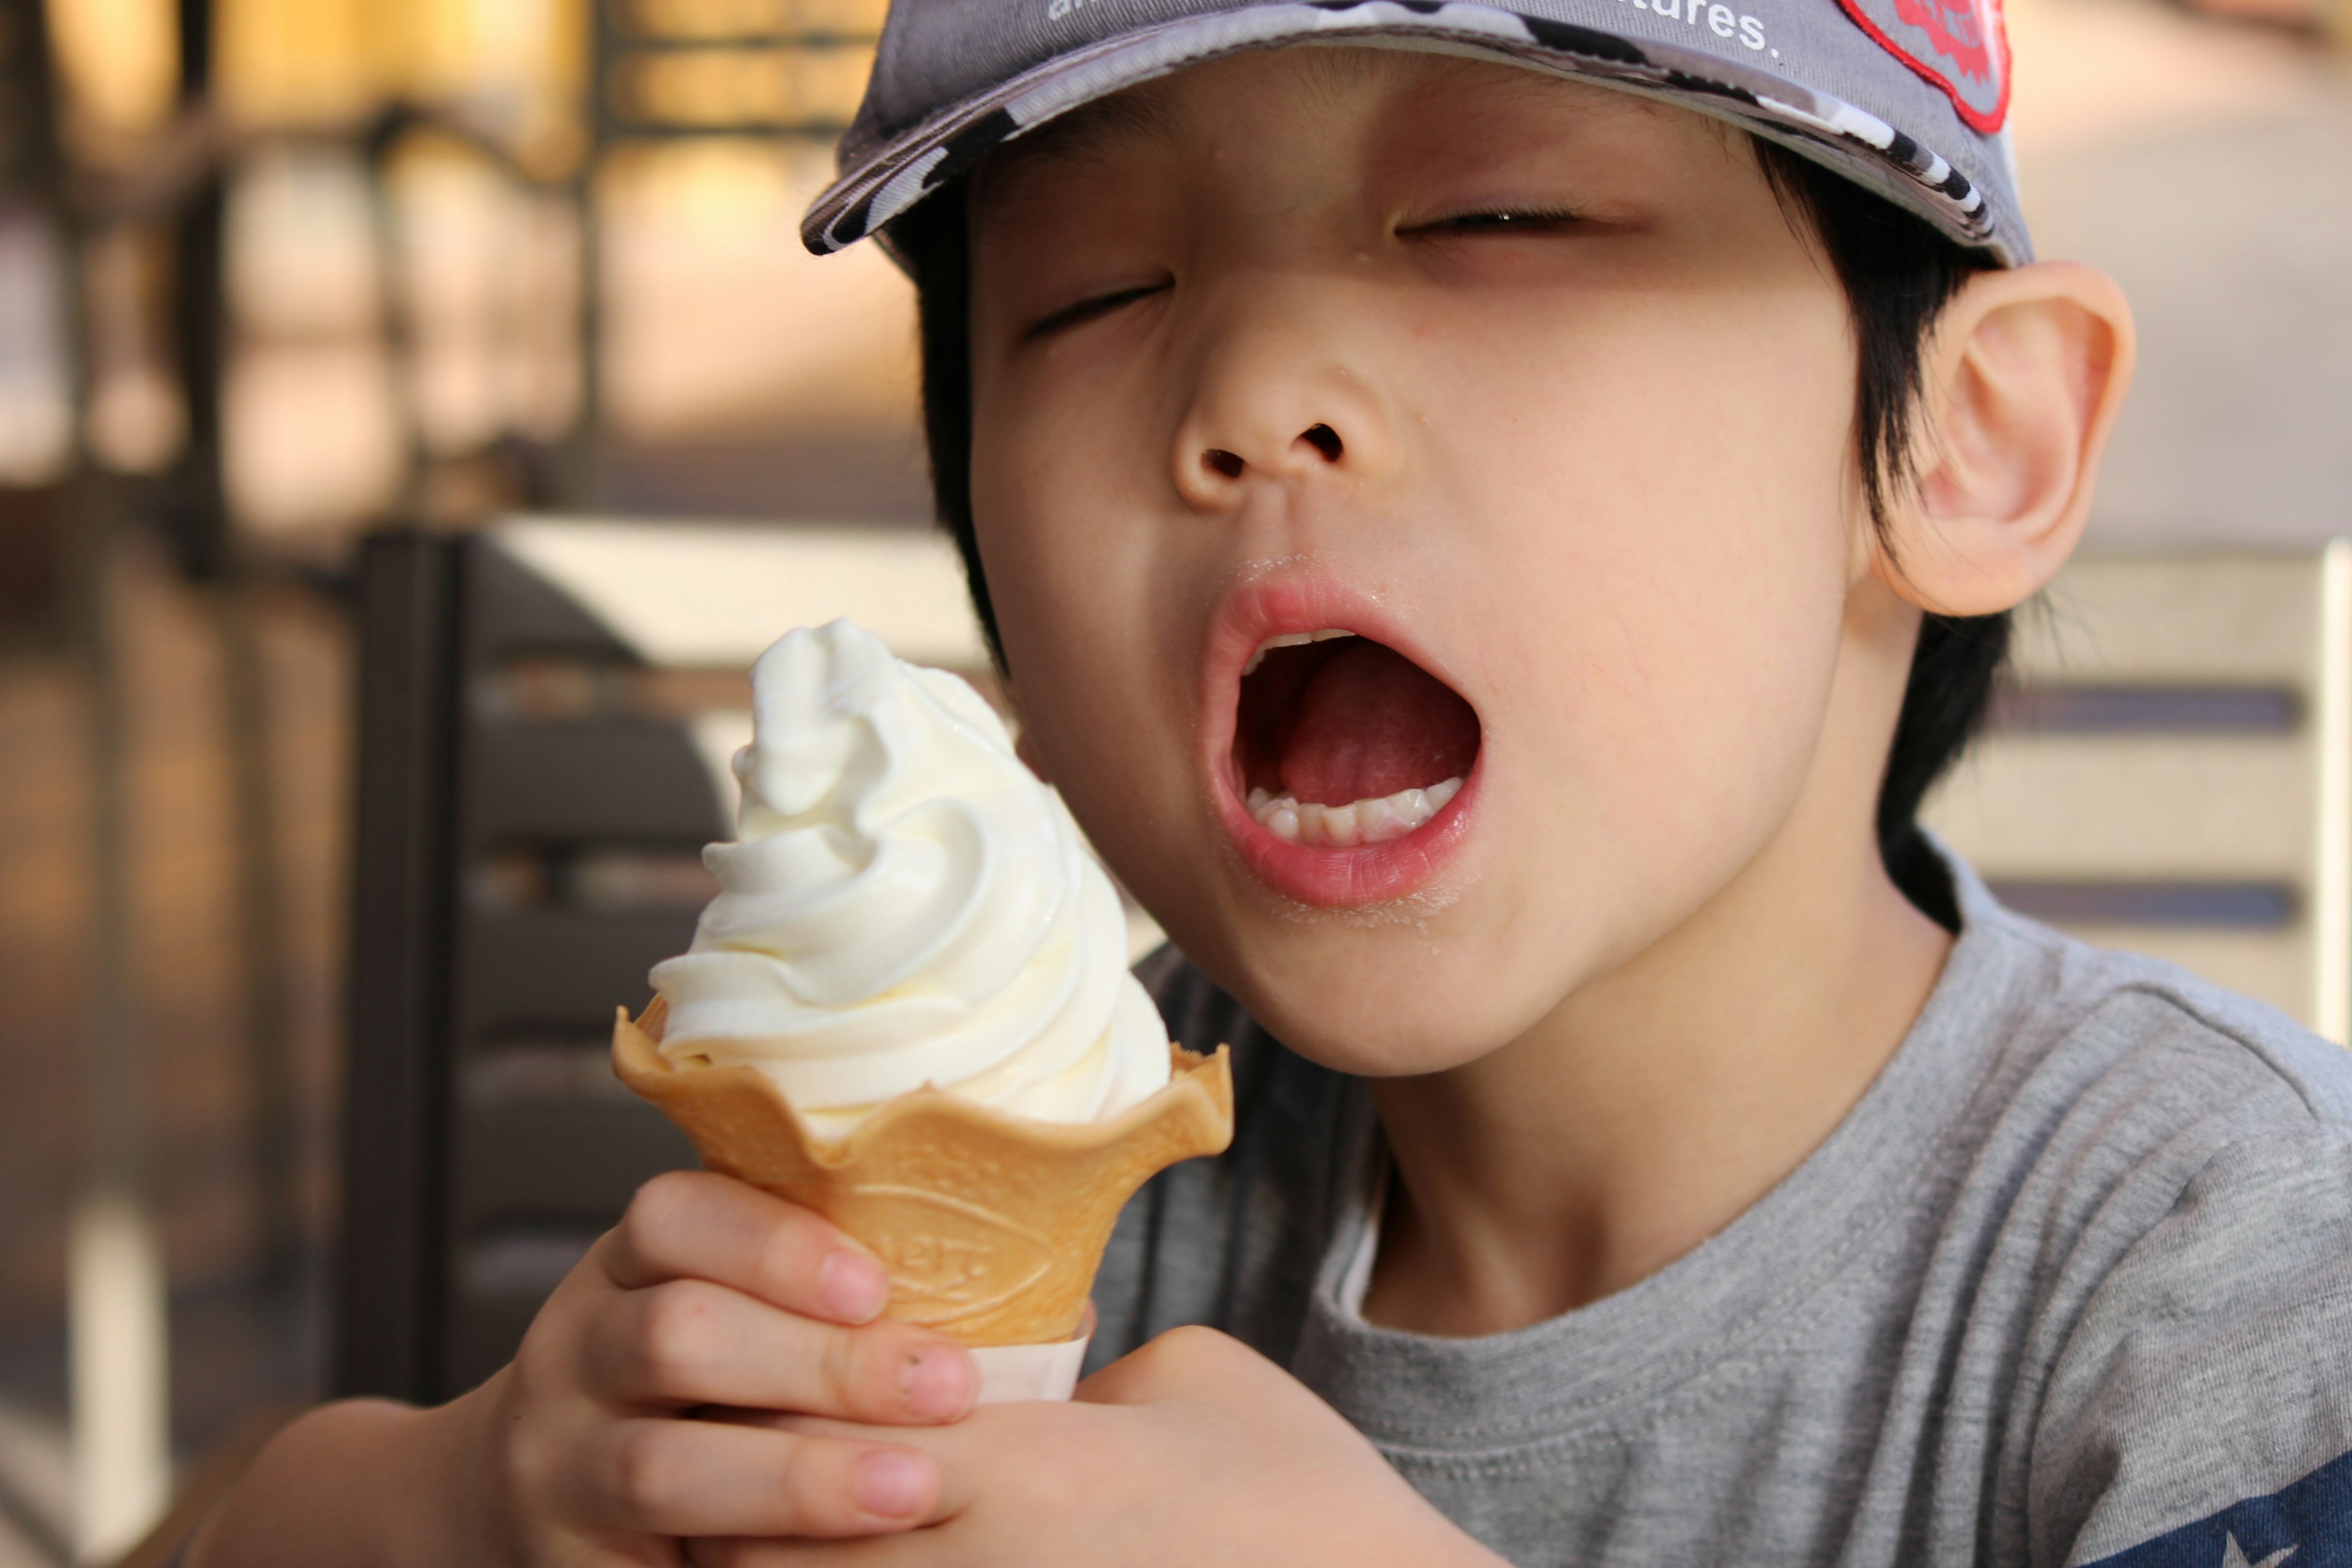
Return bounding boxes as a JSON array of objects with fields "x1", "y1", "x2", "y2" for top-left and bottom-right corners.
[{"x1": 1086, "y1": 854, "x2": 2352, "y2": 1566}]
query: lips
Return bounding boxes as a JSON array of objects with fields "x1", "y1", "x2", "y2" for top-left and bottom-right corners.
[{"x1": 1202, "y1": 581, "x2": 1482, "y2": 906}]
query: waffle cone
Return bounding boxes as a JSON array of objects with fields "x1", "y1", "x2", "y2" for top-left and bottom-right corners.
[{"x1": 612, "y1": 998, "x2": 1233, "y2": 1348}]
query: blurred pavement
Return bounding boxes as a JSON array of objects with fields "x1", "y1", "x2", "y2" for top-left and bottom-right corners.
[{"x1": 2008, "y1": 0, "x2": 2352, "y2": 546}]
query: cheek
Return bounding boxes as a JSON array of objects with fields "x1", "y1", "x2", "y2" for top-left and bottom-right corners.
[
  {"x1": 1418, "y1": 281, "x2": 1858, "y2": 940},
  {"x1": 1436, "y1": 274, "x2": 1855, "y2": 722},
  {"x1": 968, "y1": 357, "x2": 1199, "y2": 834},
  {"x1": 971, "y1": 344, "x2": 1136, "y2": 665}
]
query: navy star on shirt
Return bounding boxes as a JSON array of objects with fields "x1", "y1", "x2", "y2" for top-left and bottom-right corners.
[
  {"x1": 2081, "y1": 1450, "x2": 2352, "y2": 1567},
  {"x1": 2220, "y1": 1534, "x2": 2296, "y2": 1568}
]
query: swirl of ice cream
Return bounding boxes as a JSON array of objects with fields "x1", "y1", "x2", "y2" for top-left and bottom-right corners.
[{"x1": 649, "y1": 619, "x2": 1172, "y2": 1139}]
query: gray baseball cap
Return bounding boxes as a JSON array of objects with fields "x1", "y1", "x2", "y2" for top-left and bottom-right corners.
[{"x1": 801, "y1": 0, "x2": 2027, "y2": 265}]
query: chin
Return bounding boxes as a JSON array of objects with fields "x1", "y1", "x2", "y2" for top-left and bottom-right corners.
[
  {"x1": 1260, "y1": 980, "x2": 1550, "y2": 1078},
  {"x1": 1164, "y1": 895, "x2": 1583, "y2": 1078}
]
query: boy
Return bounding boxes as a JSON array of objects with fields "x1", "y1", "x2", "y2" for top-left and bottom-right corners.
[{"x1": 196, "y1": 3, "x2": 2352, "y2": 1565}]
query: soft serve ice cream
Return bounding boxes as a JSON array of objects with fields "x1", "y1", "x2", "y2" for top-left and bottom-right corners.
[
  {"x1": 649, "y1": 619, "x2": 1172, "y2": 1140},
  {"x1": 614, "y1": 617, "x2": 1234, "y2": 1362}
]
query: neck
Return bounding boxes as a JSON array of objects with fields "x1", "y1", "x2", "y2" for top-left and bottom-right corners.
[{"x1": 1360, "y1": 602, "x2": 1954, "y2": 1336}]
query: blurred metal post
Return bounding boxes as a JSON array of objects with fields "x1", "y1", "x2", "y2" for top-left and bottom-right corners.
[
  {"x1": 4, "y1": 0, "x2": 183, "y2": 1552},
  {"x1": 211, "y1": 519, "x2": 306, "y2": 1295},
  {"x1": 560, "y1": 0, "x2": 618, "y2": 510},
  {"x1": 66, "y1": 316, "x2": 174, "y2": 1568},
  {"x1": 65, "y1": 416, "x2": 174, "y2": 1568},
  {"x1": 67, "y1": 500, "x2": 175, "y2": 1556},
  {"x1": 166, "y1": 0, "x2": 306, "y2": 1294},
  {"x1": 366, "y1": 112, "x2": 432, "y2": 524}
]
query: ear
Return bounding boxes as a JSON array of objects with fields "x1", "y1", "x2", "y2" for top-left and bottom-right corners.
[{"x1": 1873, "y1": 262, "x2": 2135, "y2": 617}]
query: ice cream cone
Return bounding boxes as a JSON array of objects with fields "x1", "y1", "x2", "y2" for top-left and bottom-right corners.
[{"x1": 612, "y1": 997, "x2": 1234, "y2": 1348}]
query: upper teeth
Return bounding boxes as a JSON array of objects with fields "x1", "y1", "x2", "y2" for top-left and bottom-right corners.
[
  {"x1": 1246, "y1": 777, "x2": 1461, "y2": 846},
  {"x1": 1243, "y1": 628, "x2": 1357, "y2": 677}
]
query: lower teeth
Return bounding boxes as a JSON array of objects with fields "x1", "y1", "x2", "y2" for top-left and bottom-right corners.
[{"x1": 1246, "y1": 777, "x2": 1462, "y2": 846}]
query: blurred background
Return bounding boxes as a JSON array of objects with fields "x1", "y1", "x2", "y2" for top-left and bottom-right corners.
[{"x1": 0, "y1": 0, "x2": 2344, "y2": 1561}]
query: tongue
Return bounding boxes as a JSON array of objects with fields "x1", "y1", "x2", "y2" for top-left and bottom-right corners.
[{"x1": 1279, "y1": 641, "x2": 1480, "y2": 807}]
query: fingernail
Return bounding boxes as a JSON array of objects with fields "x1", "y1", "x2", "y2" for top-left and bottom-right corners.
[
  {"x1": 900, "y1": 1346, "x2": 972, "y2": 1420},
  {"x1": 851, "y1": 1449, "x2": 932, "y2": 1518},
  {"x1": 817, "y1": 1251, "x2": 889, "y2": 1322}
]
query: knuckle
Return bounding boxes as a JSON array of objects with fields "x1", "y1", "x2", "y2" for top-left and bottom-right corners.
[
  {"x1": 611, "y1": 1193, "x2": 666, "y2": 1276},
  {"x1": 632, "y1": 1281, "x2": 720, "y2": 1388},
  {"x1": 826, "y1": 1321, "x2": 881, "y2": 1411},
  {"x1": 625, "y1": 1169, "x2": 698, "y2": 1242},
  {"x1": 750, "y1": 1204, "x2": 824, "y2": 1298},
  {"x1": 608, "y1": 1423, "x2": 685, "y2": 1521},
  {"x1": 509, "y1": 1311, "x2": 561, "y2": 1387},
  {"x1": 819, "y1": 1322, "x2": 856, "y2": 1401},
  {"x1": 771, "y1": 1433, "x2": 846, "y2": 1530},
  {"x1": 507, "y1": 1321, "x2": 590, "y2": 1427},
  {"x1": 748, "y1": 1204, "x2": 842, "y2": 1297},
  {"x1": 488, "y1": 1386, "x2": 556, "y2": 1518},
  {"x1": 498, "y1": 1435, "x2": 544, "y2": 1527}
]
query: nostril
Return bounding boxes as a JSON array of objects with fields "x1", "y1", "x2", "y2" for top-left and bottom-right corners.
[
  {"x1": 1299, "y1": 424, "x2": 1344, "y2": 462},
  {"x1": 1203, "y1": 449, "x2": 1245, "y2": 480}
]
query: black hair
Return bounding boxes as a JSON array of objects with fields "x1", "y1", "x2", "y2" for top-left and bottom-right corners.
[
  {"x1": 1749, "y1": 140, "x2": 2007, "y2": 927},
  {"x1": 892, "y1": 132, "x2": 2005, "y2": 930}
]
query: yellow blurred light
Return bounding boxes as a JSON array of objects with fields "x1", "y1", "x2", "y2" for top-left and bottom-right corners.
[
  {"x1": 628, "y1": 0, "x2": 888, "y2": 38},
  {"x1": 601, "y1": 135, "x2": 811, "y2": 230},
  {"x1": 47, "y1": 0, "x2": 179, "y2": 137},
  {"x1": 216, "y1": 0, "x2": 383, "y2": 125},
  {"x1": 614, "y1": 41, "x2": 872, "y2": 128},
  {"x1": 216, "y1": 0, "x2": 585, "y2": 143}
]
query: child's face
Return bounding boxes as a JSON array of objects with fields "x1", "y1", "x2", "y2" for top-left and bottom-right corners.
[{"x1": 965, "y1": 48, "x2": 1896, "y2": 1075}]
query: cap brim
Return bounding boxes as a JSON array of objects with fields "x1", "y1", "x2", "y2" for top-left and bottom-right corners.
[{"x1": 801, "y1": 2, "x2": 2020, "y2": 265}]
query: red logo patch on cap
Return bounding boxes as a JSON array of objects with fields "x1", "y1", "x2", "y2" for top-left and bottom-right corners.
[{"x1": 1835, "y1": 0, "x2": 2010, "y2": 132}]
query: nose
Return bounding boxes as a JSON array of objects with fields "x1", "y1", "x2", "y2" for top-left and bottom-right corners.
[
  {"x1": 1170, "y1": 290, "x2": 1395, "y2": 511},
  {"x1": 1199, "y1": 421, "x2": 1343, "y2": 481}
]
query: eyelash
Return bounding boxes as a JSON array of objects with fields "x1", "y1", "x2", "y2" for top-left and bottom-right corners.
[
  {"x1": 1405, "y1": 208, "x2": 1582, "y2": 237},
  {"x1": 1025, "y1": 282, "x2": 1169, "y2": 340},
  {"x1": 1022, "y1": 208, "x2": 1578, "y2": 337}
]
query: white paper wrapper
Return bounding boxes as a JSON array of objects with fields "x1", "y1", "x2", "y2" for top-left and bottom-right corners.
[{"x1": 970, "y1": 1334, "x2": 1091, "y2": 1403}]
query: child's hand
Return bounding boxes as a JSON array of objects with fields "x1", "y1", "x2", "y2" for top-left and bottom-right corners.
[
  {"x1": 465, "y1": 1169, "x2": 978, "y2": 1558},
  {"x1": 191, "y1": 1171, "x2": 976, "y2": 1568},
  {"x1": 680, "y1": 1326, "x2": 1510, "y2": 1568}
]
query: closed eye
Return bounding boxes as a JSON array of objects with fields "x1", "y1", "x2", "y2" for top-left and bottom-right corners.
[
  {"x1": 1401, "y1": 208, "x2": 1582, "y2": 238},
  {"x1": 1025, "y1": 282, "x2": 1170, "y2": 340}
]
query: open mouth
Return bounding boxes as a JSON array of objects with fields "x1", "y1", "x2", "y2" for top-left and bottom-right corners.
[{"x1": 1231, "y1": 630, "x2": 1482, "y2": 850}]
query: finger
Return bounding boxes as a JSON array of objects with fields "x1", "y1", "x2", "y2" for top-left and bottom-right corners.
[
  {"x1": 582, "y1": 1278, "x2": 976, "y2": 1423},
  {"x1": 692, "y1": 1533, "x2": 939, "y2": 1568},
  {"x1": 726, "y1": 1409, "x2": 1027, "y2": 1525},
  {"x1": 601, "y1": 1170, "x2": 891, "y2": 1325},
  {"x1": 570, "y1": 1415, "x2": 940, "y2": 1539}
]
